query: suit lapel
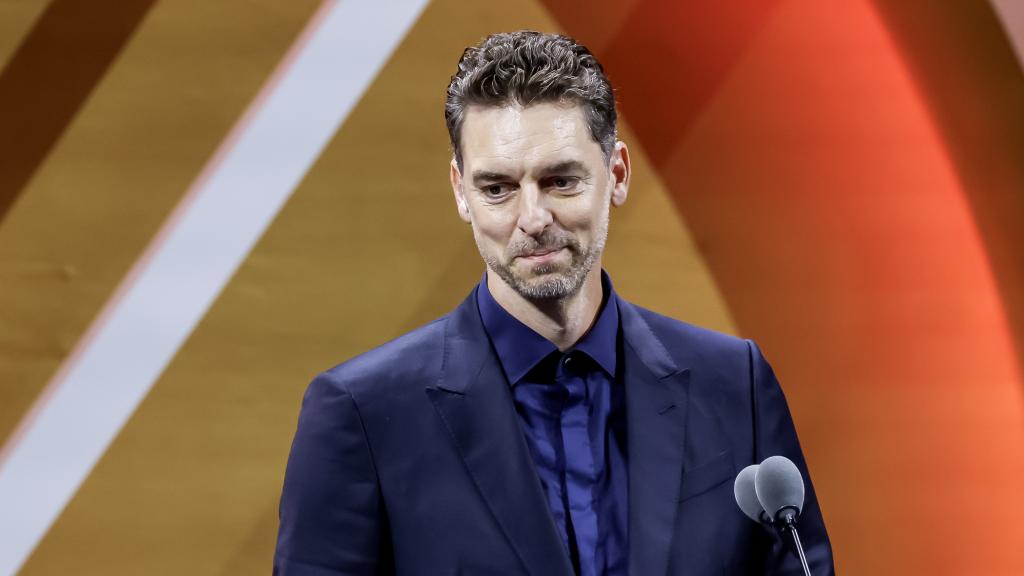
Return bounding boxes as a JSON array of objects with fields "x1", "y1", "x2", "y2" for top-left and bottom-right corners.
[
  {"x1": 619, "y1": 300, "x2": 690, "y2": 576},
  {"x1": 425, "y1": 290, "x2": 574, "y2": 576}
]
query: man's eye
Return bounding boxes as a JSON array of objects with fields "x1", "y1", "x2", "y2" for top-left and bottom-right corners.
[
  {"x1": 550, "y1": 177, "x2": 577, "y2": 190},
  {"x1": 482, "y1": 184, "x2": 510, "y2": 197}
]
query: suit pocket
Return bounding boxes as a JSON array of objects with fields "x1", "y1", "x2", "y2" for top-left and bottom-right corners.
[{"x1": 677, "y1": 449, "x2": 735, "y2": 502}]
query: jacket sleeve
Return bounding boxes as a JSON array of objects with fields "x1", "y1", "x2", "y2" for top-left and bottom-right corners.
[
  {"x1": 748, "y1": 340, "x2": 835, "y2": 576},
  {"x1": 274, "y1": 371, "x2": 392, "y2": 575}
]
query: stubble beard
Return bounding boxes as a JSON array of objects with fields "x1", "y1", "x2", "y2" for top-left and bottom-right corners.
[{"x1": 479, "y1": 211, "x2": 609, "y2": 302}]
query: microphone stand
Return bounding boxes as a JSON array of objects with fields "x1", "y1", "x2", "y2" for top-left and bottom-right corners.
[{"x1": 776, "y1": 507, "x2": 812, "y2": 576}]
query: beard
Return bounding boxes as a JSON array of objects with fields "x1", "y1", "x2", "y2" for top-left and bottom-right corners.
[{"x1": 478, "y1": 212, "x2": 609, "y2": 302}]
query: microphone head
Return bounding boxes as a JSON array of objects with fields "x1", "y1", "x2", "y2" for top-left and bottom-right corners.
[
  {"x1": 754, "y1": 455, "x2": 805, "y2": 521},
  {"x1": 733, "y1": 464, "x2": 766, "y2": 523}
]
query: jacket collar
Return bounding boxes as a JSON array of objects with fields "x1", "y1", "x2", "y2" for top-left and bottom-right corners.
[
  {"x1": 427, "y1": 286, "x2": 575, "y2": 575},
  {"x1": 618, "y1": 298, "x2": 691, "y2": 576}
]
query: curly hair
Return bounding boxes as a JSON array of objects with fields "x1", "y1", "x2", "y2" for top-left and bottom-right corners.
[{"x1": 444, "y1": 31, "x2": 617, "y2": 172}]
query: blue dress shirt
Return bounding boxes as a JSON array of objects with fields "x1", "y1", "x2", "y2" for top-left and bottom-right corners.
[{"x1": 477, "y1": 273, "x2": 628, "y2": 576}]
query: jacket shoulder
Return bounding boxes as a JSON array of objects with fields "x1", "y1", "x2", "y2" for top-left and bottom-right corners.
[
  {"x1": 627, "y1": 302, "x2": 750, "y2": 359},
  {"x1": 312, "y1": 315, "x2": 449, "y2": 401}
]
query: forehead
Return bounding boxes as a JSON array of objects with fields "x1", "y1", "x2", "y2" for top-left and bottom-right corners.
[{"x1": 460, "y1": 102, "x2": 603, "y2": 172}]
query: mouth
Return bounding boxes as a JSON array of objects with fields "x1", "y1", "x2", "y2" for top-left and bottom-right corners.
[{"x1": 517, "y1": 247, "x2": 566, "y2": 264}]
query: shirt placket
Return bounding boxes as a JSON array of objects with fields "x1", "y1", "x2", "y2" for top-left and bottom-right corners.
[{"x1": 558, "y1": 353, "x2": 599, "y2": 576}]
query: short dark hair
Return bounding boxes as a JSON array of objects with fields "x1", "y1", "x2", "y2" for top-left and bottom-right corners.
[{"x1": 445, "y1": 31, "x2": 617, "y2": 172}]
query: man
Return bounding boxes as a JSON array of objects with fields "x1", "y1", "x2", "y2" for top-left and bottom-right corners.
[{"x1": 275, "y1": 31, "x2": 833, "y2": 575}]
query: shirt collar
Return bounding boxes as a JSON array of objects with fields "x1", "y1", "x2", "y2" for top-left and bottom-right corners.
[{"x1": 476, "y1": 270, "x2": 620, "y2": 385}]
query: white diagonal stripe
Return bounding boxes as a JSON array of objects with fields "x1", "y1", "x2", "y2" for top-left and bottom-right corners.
[
  {"x1": 0, "y1": 0, "x2": 429, "y2": 573},
  {"x1": 991, "y1": 0, "x2": 1024, "y2": 68}
]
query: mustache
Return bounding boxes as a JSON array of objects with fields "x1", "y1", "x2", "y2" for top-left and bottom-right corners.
[{"x1": 508, "y1": 231, "x2": 577, "y2": 258}]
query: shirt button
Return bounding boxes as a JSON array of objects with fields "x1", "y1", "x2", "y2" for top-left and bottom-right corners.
[{"x1": 562, "y1": 353, "x2": 575, "y2": 369}]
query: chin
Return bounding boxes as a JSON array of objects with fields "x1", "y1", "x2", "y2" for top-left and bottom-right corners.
[
  {"x1": 522, "y1": 261, "x2": 565, "y2": 276},
  {"x1": 512, "y1": 269, "x2": 584, "y2": 301}
]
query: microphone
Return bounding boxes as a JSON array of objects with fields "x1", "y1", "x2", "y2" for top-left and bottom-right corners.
[
  {"x1": 754, "y1": 455, "x2": 804, "y2": 527},
  {"x1": 733, "y1": 456, "x2": 813, "y2": 576},
  {"x1": 733, "y1": 464, "x2": 773, "y2": 525}
]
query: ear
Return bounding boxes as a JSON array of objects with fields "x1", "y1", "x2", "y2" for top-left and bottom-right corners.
[
  {"x1": 450, "y1": 157, "x2": 471, "y2": 223},
  {"x1": 609, "y1": 140, "x2": 630, "y2": 207}
]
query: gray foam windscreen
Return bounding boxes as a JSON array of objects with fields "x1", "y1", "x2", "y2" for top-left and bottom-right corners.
[
  {"x1": 754, "y1": 455, "x2": 805, "y2": 517},
  {"x1": 733, "y1": 464, "x2": 765, "y2": 522}
]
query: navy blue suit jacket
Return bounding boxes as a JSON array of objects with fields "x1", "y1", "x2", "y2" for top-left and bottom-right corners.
[{"x1": 274, "y1": 288, "x2": 834, "y2": 575}]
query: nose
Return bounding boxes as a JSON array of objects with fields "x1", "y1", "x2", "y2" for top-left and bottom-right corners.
[{"x1": 516, "y1": 184, "x2": 552, "y2": 237}]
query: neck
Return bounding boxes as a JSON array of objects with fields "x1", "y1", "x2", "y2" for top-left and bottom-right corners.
[{"x1": 486, "y1": 266, "x2": 605, "y2": 351}]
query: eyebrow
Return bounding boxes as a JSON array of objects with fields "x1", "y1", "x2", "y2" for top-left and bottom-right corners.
[
  {"x1": 470, "y1": 160, "x2": 588, "y2": 186},
  {"x1": 470, "y1": 171, "x2": 511, "y2": 186},
  {"x1": 537, "y1": 160, "x2": 588, "y2": 177}
]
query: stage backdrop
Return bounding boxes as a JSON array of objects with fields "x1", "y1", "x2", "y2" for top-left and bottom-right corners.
[{"x1": 1, "y1": 0, "x2": 1023, "y2": 574}]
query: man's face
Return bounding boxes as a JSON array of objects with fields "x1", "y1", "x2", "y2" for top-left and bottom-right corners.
[{"x1": 450, "y1": 102, "x2": 629, "y2": 301}]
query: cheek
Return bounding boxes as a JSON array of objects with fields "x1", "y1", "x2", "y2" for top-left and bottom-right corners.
[
  {"x1": 471, "y1": 207, "x2": 518, "y2": 245},
  {"x1": 559, "y1": 197, "x2": 606, "y2": 233},
  {"x1": 486, "y1": 206, "x2": 520, "y2": 229}
]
